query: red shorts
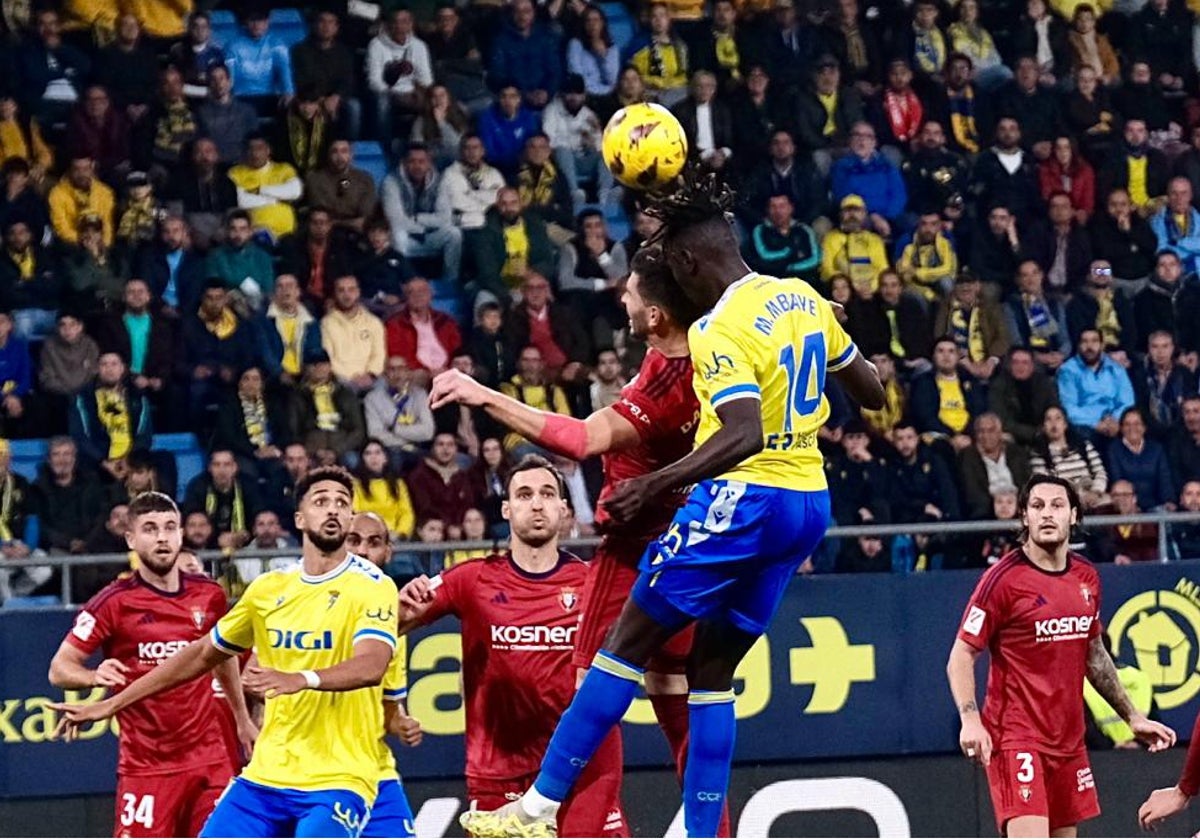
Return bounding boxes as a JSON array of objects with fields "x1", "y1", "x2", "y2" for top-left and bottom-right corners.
[
  {"x1": 114, "y1": 762, "x2": 235, "y2": 837},
  {"x1": 572, "y1": 537, "x2": 694, "y2": 673},
  {"x1": 467, "y1": 772, "x2": 627, "y2": 838},
  {"x1": 986, "y1": 748, "x2": 1100, "y2": 833}
]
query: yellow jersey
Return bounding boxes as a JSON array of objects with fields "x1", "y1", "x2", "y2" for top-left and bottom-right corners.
[
  {"x1": 210, "y1": 554, "x2": 399, "y2": 804},
  {"x1": 689, "y1": 273, "x2": 858, "y2": 492},
  {"x1": 377, "y1": 637, "x2": 408, "y2": 783},
  {"x1": 227, "y1": 161, "x2": 301, "y2": 239}
]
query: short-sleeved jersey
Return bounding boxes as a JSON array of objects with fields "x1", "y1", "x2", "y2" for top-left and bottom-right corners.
[
  {"x1": 689, "y1": 273, "x2": 858, "y2": 492},
  {"x1": 210, "y1": 554, "x2": 399, "y2": 804},
  {"x1": 599, "y1": 348, "x2": 699, "y2": 545},
  {"x1": 419, "y1": 552, "x2": 588, "y2": 783},
  {"x1": 376, "y1": 636, "x2": 409, "y2": 783},
  {"x1": 957, "y1": 549, "x2": 1102, "y2": 755},
  {"x1": 64, "y1": 572, "x2": 231, "y2": 776}
]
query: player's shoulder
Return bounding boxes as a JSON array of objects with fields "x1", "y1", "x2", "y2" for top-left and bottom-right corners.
[
  {"x1": 183, "y1": 572, "x2": 226, "y2": 595},
  {"x1": 344, "y1": 553, "x2": 399, "y2": 594},
  {"x1": 973, "y1": 551, "x2": 1026, "y2": 599},
  {"x1": 627, "y1": 349, "x2": 694, "y2": 400},
  {"x1": 1068, "y1": 552, "x2": 1100, "y2": 579},
  {"x1": 80, "y1": 572, "x2": 139, "y2": 614}
]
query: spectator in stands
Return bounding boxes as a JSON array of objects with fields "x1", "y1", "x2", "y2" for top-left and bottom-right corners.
[
  {"x1": 357, "y1": 220, "x2": 414, "y2": 317},
  {"x1": 385, "y1": 278, "x2": 461, "y2": 388},
  {"x1": 426, "y1": 2, "x2": 488, "y2": 110},
  {"x1": 0, "y1": 220, "x2": 57, "y2": 340},
  {"x1": 211, "y1": 365, "x2": 291, "y2": 485},
  {"x1": 351, "y1": 438, "x2": 415, "y2": 540},
  {"x1": 228, "y1": 133, "x2": 304, "y2": 242},
  {"x1": 183, "y1": 448, "x2": 261, "y2": 550},
  {"x1": 277, "y1": 208, "x2": 355, "y2": 310},
  {"x1": 989, "y1": 347, "x2": 1061, "y2": 447},
  {"x1": 15, "y1": 9, "x2": 90, "y2": 129},
  {"x1": 476, "y1": 187, "x2": 556, "y2": 303},
  {"x1": 132, "y1": 215, "x2": 202, "y2": 317},
  {"x1": 33, "y1": 437, "x2": 105, "y2": 555},
  {"x1": 518, "y1": 133, "x2": 575, "y2": 244},
  {"x1": 259, "y1": 274, "x2": 321, "y2": 384},
  {"x1": 845, "y1": 268, "x2": 933, "y2": 369},
  {"x1": 304, "y1": 140, "x2": 377, "y2": 235},
  {"x1": 868, "y1": 59, "x2": 924, "y2": 155},
  {"x1": 901, "y1": 121, "x2": 969, "y2": 217},
  {"x1": 488, "y1": 0, "x2": 562, "y2": 108},
  {"x1": 627, "y1": 3, "x2": 688, "y2": 108},
  {"x1": 69, "y1": 351, "x2": 151, "y2": 481},
  {"x1": 826, "y1": 418, "x2": 891, "y2": 526},
  {"x1": 468, "y1": 302, "x2": 516, "y2": 390},
  {"x1": 1039, "y1": 138, "x2": 1094, "y2": 224},
  {"x1": 970, "y1": 118, "x2": 1041, "y2": 222},
  {"x1": 739, "y1": 129, "x2": 827, "y2": 235},
  {"x1": 500, "y1": 345, "x2": 572, "y2": 455},
  {"x1": 946, "y1": 0, "x2": 1009, "y2": 91},
  {"x1": 1058, "y1": 327, "x2": 1135, "y2": 444},
  {"x1": 168, "y1": 11, "x2": 225, "y2": 101},
  {"x1": 594, "y1": 66, "x2": 648, "y2": 127},
  {"x1": 65, "y1": 86, "x2": 131, "y2": 188},
  {"x1": 831, "y1": 122, "x2": 907, "y2": 237},
  {"x1": 1067, "y1": 261, "x2": 1137, "y2": 363},
  {"x1": 690, "y1": 0, "x2": 748, "y2": 91},
  {"x1": 911, "y1": 336, "x2": 987, "y2": 449},
  {"x1": 478, "y1": 85, "x2": 540, "y2": 183},
  {"x1": 180, "y1": 279, "x2": 258, "y2": 423},
  {"x1": 49, "y1": 155, "x2": 115, "y2": 247},
  {"x1": 566, "y1": 5, "x2": 620, "y2": 98},
  {"x1": 96, "y1": 14, "x2": 157, "y2": 117},
  {"x1": 468, "y1": 436, "x2": 511, "y2": 535},
  {"x1": 39, "y1": 312, "x2": 98, "y2": 424},
  {"x1": 996, "y1": 56, "x2": 1064, "y2": 159},
  {"x1": 182, "y1": 510, "x2": 215, "y2": 551},
  {"x1": 407, "y1": 431, "x2": 478, "y2": 537},
  {"x1": 224, "y1": 7, "x2": 295, "y2": 112},
  {"x1": 900, "y1": 0, "x2": 948, "y2": 82},
  {"x1": 1005, "y1": 260, "x2": 1070, "y2": 370},
  {"x1": 0, "y1": 308, "x2": 29, "y2": 438},
  {"x1": 293, "y1": 348, "x2": 365, "y2": 464},
  {"x1": 968, "y1": 204, "x2": 1020, "y2": 294},
  {"x1": 1171, "y1": 396, "x2": 1200, "y2": 491},
  {"x1": 1100, "y1": 120, "x2": 1169, "y2": 220},
  {"x1": 276, "y1": 87, "x2": 337, "y2": 177},
  {"x1": 898, "y1": 210, "x2": 959, "y2": 303},
  {"x1": 556, "y1": 210, "x2": 628, "y2": 346},
  {"x1": 167, "y1": 138, "x2": 238, "y2": 250},
  {"x1": 887, "y1": 421, "x2": 962, "y2": 523},
  {"x1": 382, "y1": 144, "x2": 461, "y2": 285},
  {"x1": 0, "y1": 159, "x2": 49, "y2": 242},
  {"x1": 1152, "y1": 177, "x2": 1200, "y2": 274},
  {"x1": 763, "y1": 0, "x2": 823, "y2": 97},
  {"x1": 1174, "y1": 481, "x2": 1200, "y2": 559},
  {"x1": 1174, "y1": 126, "x2": 1200, "y2": 211},
  {"x1": 1067, "y1": 6, "x2": 1119, "y2": 84},
  {"x1": 1133, "y1": 329, "x2": 1195, "y2": 441},
  {"x1": 590, "y1": 349, "x2": 625, "y2": 411},
  {"x1": 274, "y1": 441, "x2": 312, "y2": 517},
  {"x1": 439, "y1": 134, "x2": 506, "y2": 233},
  {"x1": 1026, "y1": 191, "x2": 1093, "y2": 296},
  {"x1": 1134, "y1": 251, "x2": 1187, "y2": 345},
  {"x1": 136, "y1": 67, "x2": 196, "y2": 182},
  {"x1": 0, "y1": 98, "x2": 50, "y2": 194},
  {"x1": 1109, "y1": 406, "x2": 1174, "y2": 511},
  {"x1": 820, "y1": 195, "x2": 888, "y2": 294},
  {"x1": 195, "y1": 65, "x2": 259, "y2": 167},
  {"x1": 291, "y1": 9, "x2": 360, "y2": 139},
  {"x1": 1113, "y1": 61, "x2": 1172, "y2": 132},
  {"x1": 748, "y1": 194, "x2": 821, "y2": 282},
  {"x1": 934, "y1": 271, "x2": 1009, "y2": 380},
  {"x1": 673, "y1": 71, "x2": 734, "y2": 175},
  {"x1": 366, "y1": 6, "x2": 433, "y2": 144},
  {"x1": 207, "y1": 209, "x2": 275, "y2": 309},
  {"x1": 1030, "y1": 404, "x2": 1110, "y2": 509},
  {"x1": 115, "y1": 172, "x2": 166, "y2": 254},
  {"x1": 364, "y1": 355, "x2": 435, "y2": 465},
  {"x1": 936, "y1": 54, "x2": 985, "y2": 156},
  {"x1": 1091, "y1": 188, "x2": 1159, "y2": 294},
  {"x1": 1065, "y1": 65, "x2": 1117, "y2": 165},
  {"x1": 1107, "y1": 480, "x2": 1160, "y2": 563},
  {"x1": 321, "y1": 275, "x2": 386, "y2": 393},
  {"x1": 505, "y1": 273, "x2": 590, "y2": 384},
  {"x1": 959, "y1": 412, "x2": 1032, "y2": 520},
  {"x1": 410, "y1": 84, "x2": 470, "y2": 169},
  {"x1": 0, "y1": 438, "x2": 42, "y2": 599},
  {"x1": 60, "y1": 217, "x2": 122, "y2": 321}
]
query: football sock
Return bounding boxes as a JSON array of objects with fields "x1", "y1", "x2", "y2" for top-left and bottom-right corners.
[
  {"x1": 683, "y1": 690, "x2": 736, "y2": 839},
  {"x1": 529, "y1": 650, "x2": 644, "y2": 809}
]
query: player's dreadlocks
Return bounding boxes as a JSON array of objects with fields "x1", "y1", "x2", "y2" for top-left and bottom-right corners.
[{"x1": 641, "y1": 162, "x2": 736, "y2": 247}]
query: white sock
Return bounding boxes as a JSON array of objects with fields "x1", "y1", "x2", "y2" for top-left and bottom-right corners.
[{"x1": 519, "y1": 786, "x2": 561, "y2": 820}]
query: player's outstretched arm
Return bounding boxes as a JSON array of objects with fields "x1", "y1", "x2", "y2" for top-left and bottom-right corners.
[
  {"x1": 831, "y1": 353, "x2": 885, "y2": 411},
  {"x1": 243, "y1": 639, "x2": 393, "y2": 698},
  {"x1": 946, "y1": 638, "x2": 993, "y2": 767},
  {"x1": 49, "y1": 636, "x2": 232, "y2": 740},
  {"x1": 1086, "y1": 636, "x2": 1176, "y2": 751},
  {"x1": 603, "y1": 398, "x2": 763, "y2": 524},
  {"x1": 48, "y1": 641, "x2": 129, "y2": 690},
  {"x1": 429, "y1": 369, "x2": 640, "y2": 459}
]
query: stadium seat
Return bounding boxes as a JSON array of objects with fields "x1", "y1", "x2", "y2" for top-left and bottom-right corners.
[
  {"x1": 10, "y1": 439, "x2": 47, "y2": 484},
  {"x1": 152, "y1": 433, "x2": 205, "y2": 498},
  {"x1": 600, "y1": 2, "x2": 636, "y2": 56},
  {"x1": 434, "y1": 295, "x2": 465, "y2": 324},
  {"x1": 354, "y1": 141, "x2": 391, "y2": 188},
  {"x1": 211, "y1": 8, "x2": 308, "y2": 49},
  {"x1": 0, "y1": 595, "x2": 60, "y2": 609},
  {"x1": 430, "y1": 279, "x2": 457, "y2": 299}
]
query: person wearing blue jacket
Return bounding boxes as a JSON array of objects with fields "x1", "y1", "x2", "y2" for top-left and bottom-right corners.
[
  {"x1": 831, "y1": 121, "x2": 908, "y2": 237},
  {"x1": 478, "y1": 86, "x2": 540, "y2": 182},
  {"x1": 0, "y1": 308, "x2": 32, "y2": 438},
  {"x1": 1056, "y1": 327, "x2": 1136, "y2": 444},
  {"x1": 487, "y1": 0, "x2": 562, "y2": 108},
  {"x1": 69, "y1": 352, "x2": 153, "y2": 478},
  {"x1": 1150, "y1": 177, "x2": 1200, "y2": 275},
  {"x1": 223, "y1": 8, "x2": 295, "y2": 113},
  {"x1": 1108, "y1": 407, "x2": 1175, "y2": 510}
]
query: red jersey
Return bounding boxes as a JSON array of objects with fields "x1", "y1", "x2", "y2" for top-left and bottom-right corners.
[
  {"x1": 64, "y1": 572, "x2": 234, "y2": 776},
  {"x1": 957, "y1": 549, "x2": 1102, "y2": 756},
  {"x1": 420, "y1": 552, "x2": 589, "y2": 783},
  {"x1": 599, "y1": 348, "x2": 699, "y2": 547}
]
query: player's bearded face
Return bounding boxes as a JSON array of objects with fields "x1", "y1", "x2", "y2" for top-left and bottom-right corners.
[
  {"x1": 1022, "y1": 489, "x2": 1076, "y2": 547},
  {"x1": 622, "y1": 275, "x2": 652, "y2": 339},
  {"x1": 300, "y1": 485, "x2": 353, "y2": 552},
  {"x1": 127, "y1": 512, "x2": 183, "y2": 575},
  {"x1": 505, "y1": 474, "x2": 564, "y2": 547}
]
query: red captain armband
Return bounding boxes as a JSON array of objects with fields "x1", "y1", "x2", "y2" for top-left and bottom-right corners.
[{"x1": 538, "y1": 413, "x2": 590, "y2": 460}]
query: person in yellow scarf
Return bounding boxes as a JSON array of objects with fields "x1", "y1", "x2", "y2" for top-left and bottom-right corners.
[
  {"x1": 933, "y1": 272, "x2": 1010, "y2": 380},
  {"x1": 69, "y1": 352, "x2": 152, "y2": 481},
  {"x1": 518, "y1": 133, "x2": 574, "y2": 245}
]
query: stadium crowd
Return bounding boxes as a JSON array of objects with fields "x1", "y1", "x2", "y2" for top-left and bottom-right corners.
[{"x1": 5, "y1": 0, "x2": 1200, "y2": 601}]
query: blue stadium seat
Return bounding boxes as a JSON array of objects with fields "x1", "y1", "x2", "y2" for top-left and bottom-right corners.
[
  {"x1": 430, "y1": 279, "x2": 457, "y2": 299},
  {"x1": 600, "y1": 2, "x2": 636, "y2": 56},
  {"x1": 210, "y1": 8, "x2": 308, "y2": 49},
  {"x1": 354, "y1": 141, "x2": 391, "y2": 188},
  {"x1": 434, "y1": 295, "x2": 465, "y2": 324},
  {"x1": 209, "y1": 9, "x2": 238, "y2": 45},
  {"x1": 1, "y1": 595, "x2": 60, "y2": 609},
  {"x1": 152, "y1": 433, "x2": 204, "y2": 498},
  {"x1": 10, "y1": 439, "x2": 47, "y2": 484}
]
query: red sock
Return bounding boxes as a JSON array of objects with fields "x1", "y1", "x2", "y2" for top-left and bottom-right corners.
[
  {"x1": 649, "y1": 692, "x2": 733, "y2": 838},
  {"x1": 558, "y1": 727, "x2": 628, "y2": 838}
]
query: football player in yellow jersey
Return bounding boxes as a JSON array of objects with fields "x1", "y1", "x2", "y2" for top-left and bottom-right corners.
[
  {"x1": 345, "y1": 512, "x2": 424, "y2": 839},
  {"x1": 461, "y1": 169, "x2": 885, "y2": 839},
  {"x1": 51, "y1": 467, "x2": 400, "y2": 839}
]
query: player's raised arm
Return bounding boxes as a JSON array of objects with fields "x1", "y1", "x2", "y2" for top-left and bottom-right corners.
[
  {"x1": 1085, "y1": 636, "x2": 1176, "y2": 751},
  {"x1": 429, "y1": 369, "x2": 640, "y2": 460},
  {"x1": 946, "y1": 637, "x2": 992, "y2": 767}
]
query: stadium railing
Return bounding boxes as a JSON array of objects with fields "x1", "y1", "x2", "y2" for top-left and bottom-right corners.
[{"x1": 4, "y1": 510, "x2": 1200, "y2": 608}]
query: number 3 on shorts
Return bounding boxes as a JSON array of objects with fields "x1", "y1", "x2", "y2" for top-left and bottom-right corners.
[
  {"x1": 1015, "y1": 752, "x2": 1035, "y2": 784},
  {"x1": 120, "y1": 793, "x2": 155, "y2": 829}
]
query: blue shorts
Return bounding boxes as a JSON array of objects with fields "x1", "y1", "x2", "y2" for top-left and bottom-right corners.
[
  {"x1": 361, "y1": 779, "x2": 415, "y2": 838},
  {"x1": 199, "y1": 777, "x2": 371, "y2": 838},
  {"x1": 632, "y1": 479, "x2": 830, "y2": 636}
]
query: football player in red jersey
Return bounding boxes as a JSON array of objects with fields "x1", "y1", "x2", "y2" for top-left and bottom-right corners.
[
  {"x1": 48, "y1": 492, "x2": 258, "y2": 838},
  {"x1": 396, "y1": 456, "x2": 626, "y2": 837},
  {"x1": 947, "y1": 475, "x2": 1176, "y2": 838},
  {"x1": 428, "y1": 247, "x2": 706, "y2": 829}
]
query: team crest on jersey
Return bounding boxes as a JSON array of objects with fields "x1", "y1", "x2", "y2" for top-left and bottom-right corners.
[
  {"x1": 328, "y1": 591, "x2": 341, "y2": 610},
  {"x1": 191, "y1": 607, "x2": 205, "y2": 629},
  {"x1": 560, "y1": 587, "x2": 578, "y2": 611},
  {"x1": 1019, "y1": 786, "x2": 1033, "y2": 803}
]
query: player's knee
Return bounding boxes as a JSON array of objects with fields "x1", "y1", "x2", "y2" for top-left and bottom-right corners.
[{"x1": 685, "y1": 656, "x2": 737, "y2": 692}]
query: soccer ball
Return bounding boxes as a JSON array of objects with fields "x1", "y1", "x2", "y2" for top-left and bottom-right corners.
[{"x1": 602, "y1": 102, "x2": 688, "y2": 191}]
